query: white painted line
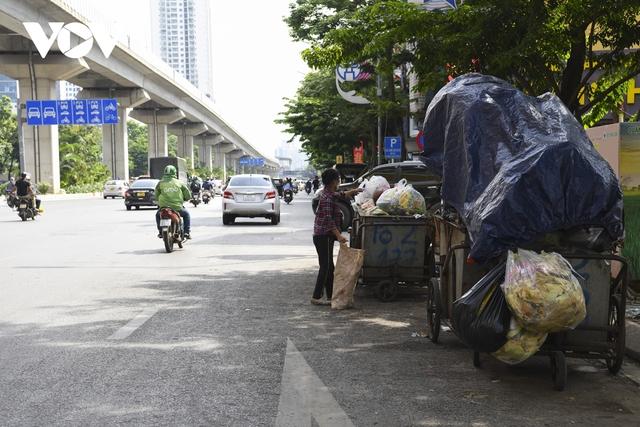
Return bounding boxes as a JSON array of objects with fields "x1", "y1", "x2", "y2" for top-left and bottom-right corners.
[
  {"x1": 276, "y1": 338, "x2": 355, "y2": 427},
  {"x1": 108, "y1": 307, "x2": 159, "y2": 340}
]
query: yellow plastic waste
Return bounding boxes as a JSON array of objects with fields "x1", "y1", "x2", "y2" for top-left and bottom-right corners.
[
  {"x1": 492, "y1": 319, "x2": 547, "y2": 365},
  {"x1": 504, "y1": 249, "x2": 586, "y2": 333}
]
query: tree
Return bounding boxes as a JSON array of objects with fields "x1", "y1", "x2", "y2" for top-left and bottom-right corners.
[
  {"x1": 300, "y1": 0, "x2": 640, "y2": 125},
  {"x1": 0, "y1": 96, "x2": 18, "y2": 179},
  {"x1": 59, "y1": 125, "x2": 110, "y2": 188},
  {"x1": 276, "y1": 69, "x2": 377, "y2": 169},
  {"x1": 128, "y1": 120, "x2": 149, "y2": 177}
]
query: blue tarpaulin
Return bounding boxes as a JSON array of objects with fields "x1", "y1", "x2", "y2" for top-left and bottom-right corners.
[{"x1": 420, "y1": 74, "x2": 623, "y2": 262}]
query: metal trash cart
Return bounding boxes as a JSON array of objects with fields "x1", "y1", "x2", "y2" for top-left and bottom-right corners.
[
  {"x1": 350, "y1": 211, "x2": 436, "y2": 302},
  {"x1": 427, "y1": 212, "x2": 628, "y2": 391}
]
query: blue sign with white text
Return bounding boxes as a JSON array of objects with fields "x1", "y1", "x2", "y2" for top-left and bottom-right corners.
[
  {"x1": 384, "y1": 136, "x2": 402, "y2": 160},
  {"x1": 240, "y1": 157, "x2": 265, "y2": 167},
  {"x1": 25, "y1": 99, "x2": 119, "y2": 126}
]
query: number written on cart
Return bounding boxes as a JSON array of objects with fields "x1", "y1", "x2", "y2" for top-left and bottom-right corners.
[{"x1": 372, "y1": 225, "x2": 418, "y2": 264}]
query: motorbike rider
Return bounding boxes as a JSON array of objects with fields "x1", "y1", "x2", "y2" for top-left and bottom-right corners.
[
  {"x1": 202, "y1": 178, "x2": 214, "y2": 192},
  {"x1": 283, "y1": 178, "x2": 293, "y2": 192},
  {"x1": 190, "y1": 176, "x2": 202, "y2": 195},
  {"x1": 6, "y1": 177, "x2": 16, "y2": 194},
  {"x1": 305, "y1": 179, "x2": 312, "y2": 194},
  {"x1": 14, "y1": 172, "x2": 41, "y2": 211},
  {"x1": 155, "y1": 165, "x2": 192, "y2": 239},
  {"x1": 312, "y1": 176, "x2": 320, "y2": 192}
]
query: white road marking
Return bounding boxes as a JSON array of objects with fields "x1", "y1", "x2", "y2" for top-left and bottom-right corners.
[
  {"x1": 108, "y1": 307, "x2": 159, "y2": 340},
  {"x1": 276, "y1": 339, "x2": 355, "y2": 427}
]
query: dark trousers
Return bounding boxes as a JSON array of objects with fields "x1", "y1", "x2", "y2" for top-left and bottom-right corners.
[
  {"x1": 156, "y1": 209, "x2": 191, "y2": 233},
  {"x1": 313, "y1": 235, "x2": 335, "y2": 300}
]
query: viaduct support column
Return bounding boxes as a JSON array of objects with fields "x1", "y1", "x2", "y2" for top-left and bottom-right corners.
[
  {"x1": 130, "y1": 108, "x2": 185, "y2": 170},
  {"x1": 79, "y1": 89, "x2": 150, "y2": 182},
  {"x1": 168, "y1": 123, "x2": 208, "y2": 169},
  {"x1": 0, "y1": 54, "x2": 89, "y2": 193}
]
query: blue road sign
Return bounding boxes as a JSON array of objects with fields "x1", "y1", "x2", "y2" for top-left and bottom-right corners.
[
  {"x1": 57, "y1": 100, "x2": 72, "y2": 125},
  {"x1": 26, "y1": 101, "x2": 42, "y2": 125},
  {"x1": 41, "y1": 100, "x2": 58, "y2": 125},
  {"x1": 72, "y1": 100, "x2": 87, "y2": 124},
  {"x1": 384, "y1": 136, "x2": 402, "y2": 160},
  {"x1": 25, "y1": 99, "x2": 118, "y2": 126},
  {"x1": 102, "y1": 99, "x2": 119, "y2": 124},
  {"x1": 87, "y1": 99, "x2": 103, "y2": 124},
  {"x1": 240, "y1": 157, "x2": 265, "y2": 167}
]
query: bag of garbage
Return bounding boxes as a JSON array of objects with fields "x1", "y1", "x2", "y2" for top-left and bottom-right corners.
[
  {"x1": 355, "y1": 176, "x2": 391, "y2": 206},
  {"x1": 332, "y1": 243, "x2": 365, "y2": 310},
  {"x1": 376, "y1": 179, "x2": 406, "y2": 215},
  {"x1": 504, "y1": 249, "x2": 586, "y2": 333},
  {"x1": 492, "y1": 319, "x2": 547, "y2": 365},
  {"x1": 451, "y1": 262, "x2": 511, "y2": 353},
  {"x1": 397, "y1": 184, "x2": 426, "y2": 216}
]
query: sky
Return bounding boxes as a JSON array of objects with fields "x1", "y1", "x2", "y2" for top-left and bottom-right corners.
[{"x1": 77, "y1": 0, "x2": 309, "y2": 161}]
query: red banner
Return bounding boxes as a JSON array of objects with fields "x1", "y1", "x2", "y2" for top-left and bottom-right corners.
[{"x1": 353, "y1": 141, "x2": 365, "y2": 164}]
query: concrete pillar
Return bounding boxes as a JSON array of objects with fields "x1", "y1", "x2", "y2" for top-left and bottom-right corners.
[
  {"x1": 79, "y1": 89, "x2": 150, "y2": 182},
  {"x1": 0, "y1": 54, "x2": 89, "y2": 193},
  {"x1": 18, "y1": 78, "x2": 60, "y2": 191},
  {"x1": 168, "y1": 123, "x2": 208, "y2": 169},
  {"x1": 129, "y1": 108, "x2": 185, "y2": 167},
  {"x1": 148, "y1": 123, "x2": 168, "y2": 158}
]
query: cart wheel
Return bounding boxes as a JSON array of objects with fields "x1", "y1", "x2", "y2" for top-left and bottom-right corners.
[
  {"x1": 376, "y1": 281, "x2": 399, "y2": 302},
  {"x1": 550, "y1": 351, "x2": 567, "y2": 391},
  {"x1": 473, "y1": 351, "x2": 481, "y2": 368},
  {"x1": 606, "y1": 294, "x2": 625, "y2": 374},
  {"x1": 426, "y1": 279, "x2": 442, "y2": 343}
]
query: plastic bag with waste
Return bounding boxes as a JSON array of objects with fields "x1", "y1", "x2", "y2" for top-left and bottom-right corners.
[
  {"x1": 451, "y1": 262, "x2": 511, "y2": 353},
  {"x1": 491, "y1": 319, "x2": 547, "y2": 365},
  {"x1": 376, "y1": 179, "x2": 406, "y2": 215},
  {"x1": 355, "y1": 176, "x2": 391, "y2": 206},
  {"x1": 397, "y1": 184, "x2": 426, "y2": 216},
  {"x1": 504, "y1": 249, "x2": 586, "y2": 333}
]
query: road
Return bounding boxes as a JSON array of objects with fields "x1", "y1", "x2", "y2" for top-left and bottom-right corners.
[{"x1": 1, "y1": 193, "x2": 639, "y2": 426}]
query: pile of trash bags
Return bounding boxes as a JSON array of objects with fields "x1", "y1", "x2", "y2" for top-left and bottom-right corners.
[
  {"x1": 452, "y1": 249, "x2": 586, "y2": 364},
  {"x1": 419, "y1": 73, "x2": 623, "y2": 262},
  {"x1": 354, "y1": 177, "x2": 426, "y2": 216}
]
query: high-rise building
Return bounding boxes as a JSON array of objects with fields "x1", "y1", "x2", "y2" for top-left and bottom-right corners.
[
  {"x1": 0, "y1": 74, "x2": 17, "y2": 104},
  {"x1": 150, "y1": 0, "x2": 214, "y2": 99}
]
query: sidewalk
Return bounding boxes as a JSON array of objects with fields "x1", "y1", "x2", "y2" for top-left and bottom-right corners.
[{"x1": 40, "y1": 193, "x2": 102, "y2": 201}]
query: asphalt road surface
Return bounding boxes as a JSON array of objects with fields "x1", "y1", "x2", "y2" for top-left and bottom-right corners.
[{"x1": 1, "y1": 193, "x2": 640, "y2": 426}]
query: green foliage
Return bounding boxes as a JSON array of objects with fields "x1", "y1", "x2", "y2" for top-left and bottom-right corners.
[
  {"x1": 37, "y1": 182, "x2": 51, "y2": 195},
  {"x1": 293, "y1": 0, "x2": 640, "y2": 123},
  {"x1": 168, "y1": 134, "x2": 177, "y2": 158},
  {"x1": 63, "y1": 183, "x2": 105, "y2": 194},
  {"x1": 276, "y1": 69, "x2": 377, "y2": 169},
  {"x1": 59, "y1": 125, "x2": 110, "y2": 189},
  {"x1": 0, "y1": 95, "x2": 18, "y2": 179},
  {"x1": 128, "y1": 120, "x2": 149, "y2": 177}
]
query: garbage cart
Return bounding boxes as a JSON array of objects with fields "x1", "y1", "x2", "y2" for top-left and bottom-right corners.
[
  {"x1": 350, "y1": 211, "x2": 435, "y2": 302},
  {"x1": 427, "y1": 213, "x2": 629, "y2": 390}
]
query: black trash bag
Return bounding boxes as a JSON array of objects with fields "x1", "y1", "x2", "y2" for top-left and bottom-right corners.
[
  {"x1": 419, "y1": 74, "x2": 623, "y2": 262},
  {"x1": 451, "y1": 262, "x2": 511, "y2": 353}
]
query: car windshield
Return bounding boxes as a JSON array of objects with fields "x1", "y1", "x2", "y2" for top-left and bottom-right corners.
[
  {"x1": 230, "y1": 176, "x2": 272, "y2": 187},
  {"x1": 131, "y1": 180, "x2": 158, "y2": 188}
]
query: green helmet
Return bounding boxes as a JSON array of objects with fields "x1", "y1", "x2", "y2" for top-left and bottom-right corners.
[{"x1": 163, "y1": 165, "x2": 177, "y2": 178}]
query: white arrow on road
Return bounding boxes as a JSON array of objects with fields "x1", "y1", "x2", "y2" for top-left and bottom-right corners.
[{"x1": 276, "y1": 339, "x2": 355, "y2": 427}]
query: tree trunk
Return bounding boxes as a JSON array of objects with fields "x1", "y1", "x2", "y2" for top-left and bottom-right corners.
[{"x1": 559, "y1": 25, "x2": 588, "y2": 115}]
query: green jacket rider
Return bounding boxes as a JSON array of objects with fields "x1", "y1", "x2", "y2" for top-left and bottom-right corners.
[{"x1": 154, "y1": 165, "x2": 192, "y2": 238}]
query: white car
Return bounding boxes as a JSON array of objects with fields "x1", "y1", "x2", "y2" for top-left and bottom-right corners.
[
  {"x1": 103, "y1": 180, "x2": 130, "y2": 199},
  {"x1": 222, "y1": 174, "x2": 281, "y2": 225}
]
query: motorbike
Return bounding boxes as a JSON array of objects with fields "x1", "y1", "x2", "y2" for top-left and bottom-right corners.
[
  {"x1": 202, "y1": 190, "x2": 213, "y2": 204},
  {"x1": 17, "y1": 196, "x2": 38, "y2": 221},
  {"x1": 6, "y1": 192, "x2": 18, "y2": 209},
  {"x1": 305, "y1": 185, "x2": 312, "y2": 195},
  {"x1": 190, "y1": 191, "x2": 201, "y2": 207},
  {"x1": 158, "y1": 208, "x2": 186, "y2": 253},
  {"x1": 283, "y1": 189, "x2": 293, "y2": 204},
  {"x1": 293, "y1": 186, "x2": 298, "y2": 194}
]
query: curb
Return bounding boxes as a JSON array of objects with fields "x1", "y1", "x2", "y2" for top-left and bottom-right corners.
[
  {"x1": 40, "y1": 193, "x2": 102, "y2": 201},
  {"x1": 626, "y1": 320, "x2": 640, "y2": 362}
]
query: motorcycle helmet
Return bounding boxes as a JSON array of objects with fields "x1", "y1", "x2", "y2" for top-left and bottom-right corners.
[{"x1": 163, "y1": 165, "x2": 177, "y2": 178}]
